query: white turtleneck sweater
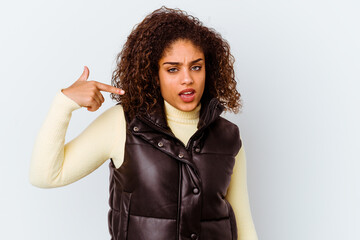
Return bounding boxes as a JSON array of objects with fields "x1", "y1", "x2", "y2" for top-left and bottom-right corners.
[{"x1": 29, "y1": 90, "x2": 258, "y2": 240}]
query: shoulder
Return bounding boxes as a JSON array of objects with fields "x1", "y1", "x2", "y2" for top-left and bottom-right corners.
[
  {"x1": 87, "y1": 104, "x2": 126, "y2": 135},
  {"x1": 215, "y1": 116, "x2": 241, "y2": 139},
  {"x1": 202, "y1": 116, "x2": 242, "y2": 156},
  {"x1": 217, "y1": 116, "x2": 239, "y2": 129},
  {"x1": 98, "y1": 104, "x2": 125, "y2": 122}
]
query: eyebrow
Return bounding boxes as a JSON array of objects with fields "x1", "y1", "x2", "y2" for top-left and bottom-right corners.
[{"x1": 162, "y1": 58, "x2": 204, "y2": 65}]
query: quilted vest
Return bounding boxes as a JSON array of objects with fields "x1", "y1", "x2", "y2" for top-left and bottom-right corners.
[{"x1": 108, "y1": 98, "x2": 242, "y2": 240}]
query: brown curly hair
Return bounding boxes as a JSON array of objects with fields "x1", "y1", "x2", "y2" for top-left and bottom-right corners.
[{"x1": 110, "y1": 6, "x2": 241, "y2": 118}]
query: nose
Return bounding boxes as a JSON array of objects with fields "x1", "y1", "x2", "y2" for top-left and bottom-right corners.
[{"x1": 181, "y1": 69, "x2": 194, "y2": 85}]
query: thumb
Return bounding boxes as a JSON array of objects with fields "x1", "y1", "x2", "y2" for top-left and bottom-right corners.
[{"x1": 77, "y1": 66, "x2": 90, "y2": 81}]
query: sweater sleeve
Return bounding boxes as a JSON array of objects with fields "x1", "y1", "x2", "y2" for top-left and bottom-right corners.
[
  {"x1": 29, "y1": 90, "x2": 125, "y2": 188},
  {"x1": 225, "y1": 143, "x2": 258, "y2": 240}
]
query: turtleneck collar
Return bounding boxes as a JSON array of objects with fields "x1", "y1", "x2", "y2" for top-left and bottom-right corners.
[
  {"x1": 164, "y1": 100, "x2": 201, "y2": 125},
  {"x1": 133, "y1": 97, "x2": 223, "y2": 133}
]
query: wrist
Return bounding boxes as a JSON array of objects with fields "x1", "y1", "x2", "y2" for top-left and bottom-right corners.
[{"x1": 58, "y1": 89, "x2": 82, "y2": 110}]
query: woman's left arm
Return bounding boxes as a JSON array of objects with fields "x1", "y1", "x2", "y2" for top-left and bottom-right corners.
[{"x1": 225, "y1": 143, "x2": 258, "y2": 240}]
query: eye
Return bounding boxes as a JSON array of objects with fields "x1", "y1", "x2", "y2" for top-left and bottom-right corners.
[
  {"x1": 167, "y1": 68, "x2": 178, "y2": 73},
  {"x1": 191, "y1": 66, "x2": 202, "y2": 71}
]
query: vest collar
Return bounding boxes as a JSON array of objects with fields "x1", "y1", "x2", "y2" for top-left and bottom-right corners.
[
  {"x1": 129, "y1": 98, "x2": 224, "y2": 173},
  {"x1": 137, "y1": 98, "x2": 224, "y2": 134}
]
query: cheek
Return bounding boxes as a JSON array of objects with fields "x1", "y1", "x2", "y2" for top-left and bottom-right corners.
[{"x1": 159, "y1": 74, "x2": 174, "y2": 97}]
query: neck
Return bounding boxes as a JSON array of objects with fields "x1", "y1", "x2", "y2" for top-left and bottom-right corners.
[
  {"x1": 164, "y1": 100, "x2": 201, "y2": 125},
  {"x1": 162, "y1": 100, "x2": 200, "y2": 145}
]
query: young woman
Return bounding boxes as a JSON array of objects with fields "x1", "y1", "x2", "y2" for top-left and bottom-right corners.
[{"x1": 30, "y1": 7, "x2": 258, "y2": 240}]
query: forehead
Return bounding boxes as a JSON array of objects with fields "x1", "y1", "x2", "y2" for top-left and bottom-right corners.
[{"x1": 161, "y1": 39, "x2": 204, "y2": 59}]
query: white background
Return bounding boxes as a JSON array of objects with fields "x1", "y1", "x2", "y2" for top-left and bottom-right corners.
[{"x1": 1, "y1": 0, "x2": 359, "y2": 239}]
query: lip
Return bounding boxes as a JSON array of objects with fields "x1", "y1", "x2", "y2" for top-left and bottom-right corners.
[
  {"x1": 178, "y1": 88, "x2": 196, "y2": 95},
  {"x1": 179, "y1": 88, "x2": 196, "y2": 103}
]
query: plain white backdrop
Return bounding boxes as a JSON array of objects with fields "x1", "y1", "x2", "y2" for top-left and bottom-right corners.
[{"x1": 1, "y1": 0, "x2": 359, "y2": 239}]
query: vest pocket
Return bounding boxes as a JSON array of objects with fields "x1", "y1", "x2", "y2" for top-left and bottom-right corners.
[
  {"x1": 224, "y1": 199, "x2": 238, "y2": 240},
  {"x1": 200, "y1": 217, "x2": 232, "y2": 240},
  {"x1": 127, "y1": 215, "x2": 177, "y2": 240},
  {"x1": 119, "y1": 191, "x2": 132, "y2": 240},
  {"x1": 109, "y1": 191, "x2": 132, "y2": 240}
]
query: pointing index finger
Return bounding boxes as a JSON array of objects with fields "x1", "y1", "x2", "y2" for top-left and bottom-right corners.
[{"x1": 96, "y1": 82, "x2": 124, "y2": 95}]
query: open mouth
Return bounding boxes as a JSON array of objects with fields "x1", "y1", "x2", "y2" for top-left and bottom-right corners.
[{"x1": 179, "y1": 89, "x2": 196, "y2": 102}]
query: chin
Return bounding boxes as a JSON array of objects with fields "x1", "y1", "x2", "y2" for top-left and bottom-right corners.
[{"x1": 177, "y1": 102, "x2": 199, "y2": 112}]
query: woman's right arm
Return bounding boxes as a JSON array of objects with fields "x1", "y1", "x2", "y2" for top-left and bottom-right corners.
[{"x1": 29, "y1": 66, "x2": 125, "y2": 188}]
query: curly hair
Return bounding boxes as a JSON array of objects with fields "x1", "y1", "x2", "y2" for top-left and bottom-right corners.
[{"x1": 110, "y1": 6, "x2": 241, "y2": 118}]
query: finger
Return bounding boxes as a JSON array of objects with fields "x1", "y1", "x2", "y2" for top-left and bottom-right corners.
[
  {"x1": 87, "y1": 106, "x2": 99, "y2": 112},
  {"x1": 82, "y1": 91, "x2": 102, "y2": 108},
  {"x1": 95, "y1": 82, "x2": 125, "y2": 95},
  {"x1": 96, "y1": 91, "x2": 105, "y2": 103},
  {"x1": 91, "y1": 94, "x2": 102, "y2": 107},
  {"x1": 86, "y1": 97, "x2": 101, "y2": 111},
  {"x1": 78, "y1": 66, "x2": 90, "y2": 82}
]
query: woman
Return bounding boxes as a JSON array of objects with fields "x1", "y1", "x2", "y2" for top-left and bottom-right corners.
[{"x1": 30, "y1": 7, "x2": 258, "y2": 240}]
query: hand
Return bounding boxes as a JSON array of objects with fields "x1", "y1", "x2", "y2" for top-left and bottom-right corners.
[{"x1": 62, "y1": 66, "x2": 124, "y2": 112}]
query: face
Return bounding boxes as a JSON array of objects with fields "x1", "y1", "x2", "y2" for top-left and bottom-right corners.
[{"x1": 158, "y1": 39, "x2": 206, "y2": 112}]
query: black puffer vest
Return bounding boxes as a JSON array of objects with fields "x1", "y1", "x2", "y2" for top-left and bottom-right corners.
[{"x1": 108, "y1": 98, "x2": 241, "y2": 240}]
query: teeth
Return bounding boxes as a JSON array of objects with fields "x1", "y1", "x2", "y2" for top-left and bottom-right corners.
[{"x1": 183, "y1": 92, "x2": 192, "y2": 95}]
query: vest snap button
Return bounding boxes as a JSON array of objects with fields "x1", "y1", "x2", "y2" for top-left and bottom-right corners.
[
  {"x1": 192, "y1": 187, "x2": 199, "y2": 194},
  {"x1": 191, "y1": 233, "x2": 198, "y2": 239},
  {"x1": 133, "y1": 126, "x2": 139, "y2": 132},
  {"x1": 195, "y1": 147, "x2": 200, "y2": 153},
  {"x1": 178, "y1": 153, "x2": 184, "y2": 158},
  {"x1": 157, "y1": 142, "x2": 163, "y2": 147}
]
